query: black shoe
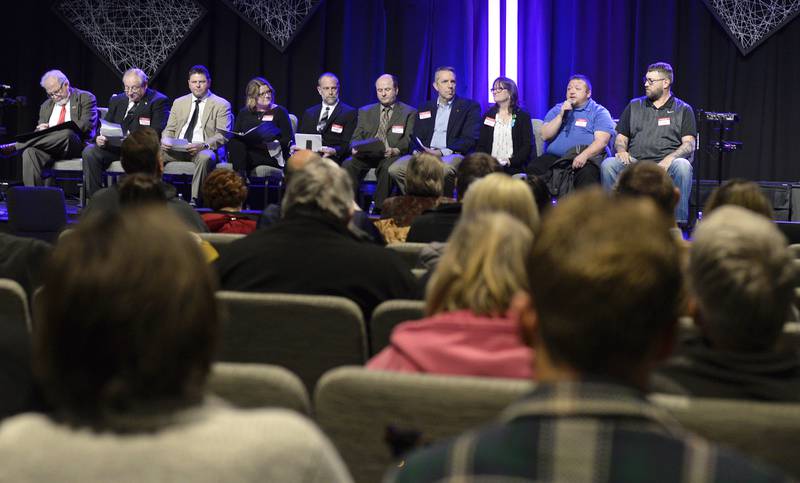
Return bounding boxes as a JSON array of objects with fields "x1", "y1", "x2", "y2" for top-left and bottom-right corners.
[{"x1": 0, "y1": 143, "x2": 16, "y2": 157}]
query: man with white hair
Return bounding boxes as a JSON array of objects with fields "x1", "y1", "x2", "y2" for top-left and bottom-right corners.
[
  {"x1": 215, "y1": 159, "x2": 416, "y2": 317},
  {"x1": 653, "y1": 206, "x2": 800, "y2": 400},
  {"x1": 0, "y1": 69, "x2": 98, "y2": 186}
]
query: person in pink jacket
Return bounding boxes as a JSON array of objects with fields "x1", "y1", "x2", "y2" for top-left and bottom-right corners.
[{"x1": 368, "y1": 211, "x2": 534, "y2": 378}]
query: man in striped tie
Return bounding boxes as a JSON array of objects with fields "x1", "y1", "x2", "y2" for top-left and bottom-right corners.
[
  {"x1": 0, "y1": 70, "x2": 98, "y2": 186},
  {"x1": 295, "y1": 72, "x2": 357, "y2": 164}
]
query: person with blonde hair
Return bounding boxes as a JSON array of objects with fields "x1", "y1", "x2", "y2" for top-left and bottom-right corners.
[
  {"x1": 462, "y1": 172, "x2": 540, "y2": 232},
  {"x1": 368, "y1": 211, "x2": 535, "y2": 378}
]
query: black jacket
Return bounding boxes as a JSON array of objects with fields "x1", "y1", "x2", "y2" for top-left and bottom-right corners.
[
  {"x1": 297, "y1": 102, "x2": 357, "y2": 162},
  {"x1": 411, "y1": 97, "x2": 480, "y2": 155},
  {"x1": 476, "y1": 105, "x2": 533, "y2": 173}
]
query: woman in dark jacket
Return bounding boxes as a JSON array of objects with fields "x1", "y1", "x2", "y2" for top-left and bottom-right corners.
[{"x1": 476, "y1": 77, "x2": 532, "y2": 174}]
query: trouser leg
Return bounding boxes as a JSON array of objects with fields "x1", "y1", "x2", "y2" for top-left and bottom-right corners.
[{"x1": 82, "y1": 144, "x2": 118, "y2": 197}]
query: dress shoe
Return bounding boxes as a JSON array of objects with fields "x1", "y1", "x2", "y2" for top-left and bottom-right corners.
[{"x1": 0, "y1": 143, "x2": 16, "y2": 157}]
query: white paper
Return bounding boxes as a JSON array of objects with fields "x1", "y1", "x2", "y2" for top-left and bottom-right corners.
[
  {"x1": 162, "y1": 137, "x2": 189, "y2": 152},
  {"x1": 100, "y1": 119, "x2": 123, "y2": 138}
]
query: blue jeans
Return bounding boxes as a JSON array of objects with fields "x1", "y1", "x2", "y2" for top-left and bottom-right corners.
[{"x1": 600, "y1": 156, "x2": 693, "y2": 223}]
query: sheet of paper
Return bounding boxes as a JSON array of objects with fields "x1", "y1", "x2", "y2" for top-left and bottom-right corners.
[
  {"x1": 162, "y1": 137, "x2": 189, "y2": 152},
  {"x1": 100, "y1": 119, "x2": 123, "y2": 138}
]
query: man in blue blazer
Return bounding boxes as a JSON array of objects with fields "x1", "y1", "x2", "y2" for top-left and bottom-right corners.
[{"x1": 388, "y1": 66, "x2": 480, "y2": 197}]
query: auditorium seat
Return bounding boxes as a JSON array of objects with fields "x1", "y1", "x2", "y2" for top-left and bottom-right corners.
[
  {"x1": 0, "y1": 278, "x2": 32, "y2": 334},
  {"x1": 369, "y1": 299, "x2": 425, "y2": 355},
  {"x1": 7, "y1": 186, "x2": 67, "y2": 243},
  {"x1": 207, "y1": 361, "x2": 310, "y2": 415},
  {"x1": 385, "y1": 242, "x2": 428, "y2": 270},
  {"x1": 197, "y1": 232, "x2": 245, "y2": 251}
]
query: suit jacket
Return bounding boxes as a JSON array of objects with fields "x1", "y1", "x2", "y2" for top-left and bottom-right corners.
[
  {"x1": 104, "y1": 88, "x2": 170, "y2": 138},
  {"x1": 37, "y1": 87, "x2": 98, "y2": 141},
  {"x1": 412, "y1": 96, "x2": 480, "y2": 154},
  {"x1": 476, "y1": 105, "x2": 533, "y2": 173},
  {"x1": 351, "y1": 101, "x2": 416, "y2": 155},
  {"x1": 297, "y1": 102, "x2": 357, "y2": 162},
  {"x1": 162, "y1": 91, "x2": 232, "y2": 151}
]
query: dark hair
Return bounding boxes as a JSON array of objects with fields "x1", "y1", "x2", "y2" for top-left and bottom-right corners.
[
  {"x1": 492, "y1": 76, "x2": 519, "y2": 110},
  {"x1": 434, "y1": 66, "x2": 456, "y2": 82},
  {"x1": 456, "y1": 152, "x2": 499, "y2": 200},
  {"x1": 526, "y1": 175, "x2": 552, "y2": 215},
  {"x1": 528, "y1": 189, "x2": 681, "y2": 382},
  {"x1": 34, "y1": 207, "x2": 219, "y2": 427},
  {"x1": 244, "y1": 76, "x2": 275, "y2": 112},
  {"x1": 188, "y1": 64, "x2": 211, "y2": 81},
  {"x1": 568, "y1": 74, "x2": 592, "y2": 93},
  {"x1": 202, "y1": 169, "x2": 248, "y2": 211},
  {"x1": 615, "y1": 161, "x2": 676, "y2": 217},
  {"x1": 406, "y1": 153, "x2": 444, "y2": 197},
  {"x1": 118, "y1": 174, "x2": 168, "y2": 207},
  {"x1": 704, "y1": 178, "x2": 773, "y2": 219},
  {"x1": 120, "y1": 128, "x2": 160, "y2": 175}
]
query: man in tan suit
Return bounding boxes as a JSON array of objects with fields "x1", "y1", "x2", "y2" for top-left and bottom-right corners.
[
  {"x1": 0, "y1": 69, "x2": 98, "y2": 186},
  {"x1": 161, "y1": 64, "x2": 232, "y2": 202}
]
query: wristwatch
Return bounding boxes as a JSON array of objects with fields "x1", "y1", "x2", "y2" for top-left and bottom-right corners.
[{"x1": 202, "y1": 143, "x2": 210, "y2": 150}]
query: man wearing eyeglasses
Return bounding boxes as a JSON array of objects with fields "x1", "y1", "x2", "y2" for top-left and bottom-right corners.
[
  {"x1": 0, "y1": 69, "x2": 98, "y2": 186},
  {"x1": 295, "y1": 72, "x2": 357, "y2": 163},
  {"x1": 600, "y1": 62, "x2": 696, "y2": 223},
  {"x1": 81, "y1": 68, "x2": 169, "y2": 199}
]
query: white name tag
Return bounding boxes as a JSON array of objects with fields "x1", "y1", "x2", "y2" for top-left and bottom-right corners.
[
  {"x1": 658, "y1": 117, "x2": 671, "y2": 126},
  {"x1": 138, "y1": 117, "x2": 150, "y2": 126},
  {"x1": 262, "y1": 115, "x2": 274, "y2": 122},
  {"x1": 391, "y1": 125, "x2": 404, "y2": 134},
  {"x1": 331, "y1": 123, "x2": 343, "y2": 133},
  {"x1": 575, "y1": 118, "x2": 588, "y2": 128},
  {"x1": 419, "y1": 111, "x2": 432, "y2": 119},
  {"x1": 484, "y1": 117, "x2": 496, "y2": 127}
]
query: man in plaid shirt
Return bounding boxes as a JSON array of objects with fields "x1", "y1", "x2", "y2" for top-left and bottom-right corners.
[{"x1": 387, "y1": 189, "x2": 791, "y2": 482}]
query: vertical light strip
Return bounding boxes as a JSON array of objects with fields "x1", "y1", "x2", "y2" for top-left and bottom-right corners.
[
  {"x1": 504, "y1": 0, "x2": 518, "y2": 82},
  {"x1": 488, "y1": 0, "x2": 500, "y2": 102}
]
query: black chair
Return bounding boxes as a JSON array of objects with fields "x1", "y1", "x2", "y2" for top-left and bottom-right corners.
[{"x1": 7, "y1": 186, "x2": 67, "y2": 243}]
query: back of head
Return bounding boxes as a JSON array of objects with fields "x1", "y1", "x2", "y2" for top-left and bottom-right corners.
[
  {"x1": 704, "y1": 178, "x2": 774, "y2": 219},
  {"x1": 121, "y1": 127, "x2": 161, "y2": 175},
  {"x1": 690, "y1": 206, "x2": 794, "y2": 352},
  {"x1": 526, "y1": 175, "x2": 552, "y2": 216},
  {"x1": 462, "y1": 173, "x2": 540, "y2": 234},
  {"x1": 284, "y1": 149, "x2": 322, "y2": 187},
  {"x1": 615, "y1": 161, "x2": 676, "y2": 218},
  {"x1": 202, "y1": 169, "x2": 248, "y2": 211},
  {"x1": 529, "y1": 189, "x2": 681, "y2": 381},
  {"x1": 456, "y1": 152, "x2": 499, "y2": 200},
  {"x1": 281, "y1": 159, "x2": 353, "y2": 222},
  {"x1": 34, "y1": 207, "x2": 219, "y2": 427},
  {"x1": 406, "y1": 153, "x2": 445, "y2": 197},
  {"x1": 426, "y1": 211, "x2": 533, "y2": 316},
  {"x1": 118, "y1": 173, "x2": 167, "y2": 207}
]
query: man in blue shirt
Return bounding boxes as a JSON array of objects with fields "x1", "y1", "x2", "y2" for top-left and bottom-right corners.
[{"x1": 527, "y1": 75, "x2": 615, "y2": 189}]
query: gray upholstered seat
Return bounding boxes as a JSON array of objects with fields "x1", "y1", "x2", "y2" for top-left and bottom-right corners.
[
  {"x1": 385, "y1": 242, "x2": 428, "y2": 270},
  {"x1": 314, "y1": 367, "x2": 533, "y2": 483},
  {"x1": 369, "y1": 299, "x2": 425, "y2": 355},
  {"x1": 197, "y1": 232, "x2": 246, "y2": 251},
  {"x1": 0, "y1": 278, "x2": 32, "y2": 333},
  {"x1": 207, "y1": 362, "x2": 310, "y2": 415},
  {"x1": 215, "y1": 291, "x2": 368, "y2": 392}
]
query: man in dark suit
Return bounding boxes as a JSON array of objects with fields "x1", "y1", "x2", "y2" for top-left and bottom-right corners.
[
  {"x1": 295, "y1": 72, "x2": 357, "y2": 164},
  {"x1": 388, "y1": 66, "x2": 480, "y2": 197},
  {"x1": 82, "y1": 68, "x2": 169, "y2": 198},
  {"x1": 342, "y1": 74, "x2": 415, "y2": 208},
  {"x1": 0, "y1": 70, "x2": 97, "y2": 186}
]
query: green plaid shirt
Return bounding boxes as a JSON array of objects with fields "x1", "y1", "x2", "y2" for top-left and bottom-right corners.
[{"x1": 387, "y1": 381, "x2": 792, "y2": 482}]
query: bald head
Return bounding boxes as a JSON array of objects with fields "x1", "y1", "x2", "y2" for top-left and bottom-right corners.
[
  {"x1": 375, "y1": 74, "x2": 399, "y2": 106},
  {"x1": 285, "y1": 149, "x2": 322, "y2": 187}
]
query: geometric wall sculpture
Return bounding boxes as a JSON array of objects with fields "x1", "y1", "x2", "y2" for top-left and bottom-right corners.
[
  {"x1": 702, "y1": 0, "x2": 800, "y2": 55},
  {"x1": 221, "y1": 0, "x2": 323, "y2": 52}
]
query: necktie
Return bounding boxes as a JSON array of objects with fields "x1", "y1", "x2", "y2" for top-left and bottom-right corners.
[
  {"x1": 124, "y1": 101, "x2": 138, "y2": 119},
  {"x1": 377, "y1": 106, "x2": 391, "y2": 148},
  {"x1": 183, "y1": 99, "x2": 202, "y2": 142},
  {"x1": 317, "y1": 106, "x2": 330, "y2": 133},
  {"x1": 57, "y1": 105, "x2": 66, "y2": 125}
]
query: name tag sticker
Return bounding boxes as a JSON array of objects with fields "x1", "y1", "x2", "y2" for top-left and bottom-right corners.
[
  {"x1": 138, "y1": 117, "x2": 150, "y2": 126},
  {"x1": 391, "y1": 125, "x2": 404, "y2": 134},
  {"x1": 484, "y1": 117, "x2": 496, "y2": 127},
  {"x1": 658, "y1": 117, "x2": 671, "y2": 126},
  {"x1": 262, "y1": 115, "x2": 274, "y2": 122},
  {"x1": 331, "y1": 123, "x2": 343, "y2": 133},
  {"x1": 575, "y1": 118, "x2": 588, "y2": 128},
  {"x1": 419, "y1": 111, "x2": 432, "y2": 119}
]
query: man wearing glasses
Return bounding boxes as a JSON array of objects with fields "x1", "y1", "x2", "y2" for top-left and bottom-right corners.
[
  {"x1": 0, "y1": 69, "x2": 98, "y2": 186},
  {"x1": 600, "y1": 62, "x2": 696, "y2": 223},
  {"x1": 82, "y1": 68, "x2": 169, "y2": 199}
]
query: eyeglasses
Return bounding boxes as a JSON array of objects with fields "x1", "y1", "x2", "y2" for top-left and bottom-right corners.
[
  {"x1": 124, "y1": 85, "x2": 143, "y2": 92},
  {"x1": 46, "y1": 81, "x2": 65, "y2": 98},
  {"x1": 257, "y1": 90, "x2": 272, "y2": 98},
  {"x1": 643, "y1": 77, "x2": 666, "y2": 85},
  {"x1": 490, "y1": 86, "x2": 507, "y2": 93}
]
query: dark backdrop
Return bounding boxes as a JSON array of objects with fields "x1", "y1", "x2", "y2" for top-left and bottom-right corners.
[{"x1": 1, "y1": 0, "x2": 798, "y2": 183}]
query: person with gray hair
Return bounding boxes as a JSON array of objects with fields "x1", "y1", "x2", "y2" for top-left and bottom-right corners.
[
  {"x1": 0, "y1": 69, "x2": 98, "y2": 186},
  {"x1": 653, "y1": 205, "x2": 800, "y2": 400},
  {"x1": 81, "y1": 67, "x2": 170, "y2": 198},
  {"x1": 215, "y1": 159, "x2": 417, "y2": 317}
]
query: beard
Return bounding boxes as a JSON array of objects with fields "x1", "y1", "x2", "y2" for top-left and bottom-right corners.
[{"x1": 646, "y1": 87, "x2": 662, "y2": 101}]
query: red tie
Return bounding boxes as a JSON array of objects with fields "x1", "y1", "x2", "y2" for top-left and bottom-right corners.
[{"x1": 57, "y1": 105, "x2": 66, "y2": 125}]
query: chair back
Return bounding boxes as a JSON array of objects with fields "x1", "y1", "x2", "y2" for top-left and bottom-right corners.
[
  {"x1": 0, "y1": 278, "x2": 32, "y2": 333},
  {"x1": 7, "y1": 186, "x2": 67, "y2": 243},
  {"x1": 314, "y1": 366, "x2": 532, "y2": 483},
  {"x1": 369, "y1": 299, "x2": 425, "y2": 355},
  {"x1": 385, "y1": 242, "x2": 428, "y2": 270},
  {"x1": 197, "y1": 232, "x2": 245, "y2": 251},
  {"x1": 651, "y1": 394, "x2": 800, "y2": 479},
  {"x1": 532, "y1": 118, "x2": 544, "y2": 157},
  {"x1": 215, "y1": 291, "x2": 367, "y2": 391},
  {"x1": 207, "y1": 362, "x2": 310, "y2": 415},
  {"x1": 289, "y1": 113, "x2": 298, "y2": 134}
]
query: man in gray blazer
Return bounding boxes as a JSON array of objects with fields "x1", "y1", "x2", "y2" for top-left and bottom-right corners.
[
  {"x1": 0, "y1": 70, "x2": 98, "y2": 186},
  {"x1": 160, "y1": 65, "x2": 232, "y2": 203},
  {"x1": 343, "y1": 74, "x2": 415, "y2": 208}
]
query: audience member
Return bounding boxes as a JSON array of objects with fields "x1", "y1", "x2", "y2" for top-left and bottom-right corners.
[
  {"x1": 476, "y1": 76, "x2": 533, "y2": 174},
  {"x1": 201, "y1": 170, "x2": 257, "y2": 234},
  {"x1": 653, "y1": 206, "x2": 800, "y2": 400},
  {"x1": 0, "y1": 207, "x2": 353, "y2": 482},
  {"x1": 215, "y1": 159, "x2": 416, "y2": 317},
  {"x1": 389, "y1": 189, "x2": 790, "y2": 482},
  {"x1": 369, "y1": 212, "x2": 534, "y2": 378},
  {"x1": 704, "y1": 178, "x2": 774, "y2": 219},
  {"x1": 526, "y1": 174, "x2": 552, "y2": 216}
]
